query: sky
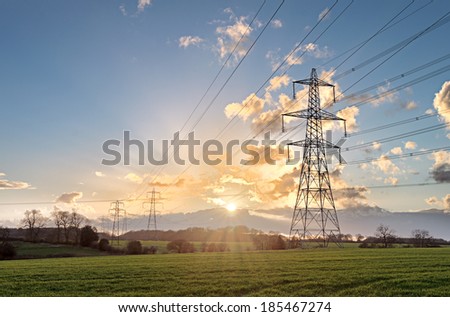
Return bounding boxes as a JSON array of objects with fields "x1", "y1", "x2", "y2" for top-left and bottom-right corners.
[{"x1": 0, "y1": 0, "x2": 449, "y2": 229}]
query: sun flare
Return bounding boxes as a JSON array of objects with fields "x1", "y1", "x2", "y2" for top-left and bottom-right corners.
[{"x1": 226, "y1": 203, "x2": 237, "y2": 212}]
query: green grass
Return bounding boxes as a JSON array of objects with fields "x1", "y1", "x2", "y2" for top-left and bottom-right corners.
[
  {"x1": 111, "y1": 239, "x2": 254, "y2": 252},
  {"x1": 1, "y1": 247, "x2": 450, "y2": 296},
  {"x1": 12, "y1": 241, "x2": 104, "y2": 258}
]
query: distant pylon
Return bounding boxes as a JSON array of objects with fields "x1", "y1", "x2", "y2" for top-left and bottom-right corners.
[
  {"x1": 109, "y1": 200, "x2": 126, "y2": 245},
  {"x1": 143, "y1": 188, "x2": 162, "y2": 241},
  {"x1": 282, "y1": 68, "x2": 346, "y2": 248}
]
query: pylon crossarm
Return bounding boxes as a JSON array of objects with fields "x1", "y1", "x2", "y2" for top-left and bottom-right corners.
[
  {"x1": 318, "y1": 109, "x2": 345, "y2": 121},
  {"x1": 282, "y1": 109, "x2": 309, "y2": 120}
]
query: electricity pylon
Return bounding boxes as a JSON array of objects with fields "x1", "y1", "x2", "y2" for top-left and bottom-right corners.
[
  {"x1": 109, "y1": 200, "x2": 126, "y2": 245},
  {"x1": 282, "y1": 68, "x2": 346, "y2": 248},
  {"x1": 143, "y1": 188, "x2": 162, "y2": 241}
]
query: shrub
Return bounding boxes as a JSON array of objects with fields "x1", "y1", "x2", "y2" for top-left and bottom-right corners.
[
  {"x1": 167, "y1": 240, "x2": 195, "y2": 253},
  {"x1": 0, "y1": 242, "x2": 17, "y2": 259},
  {"x1": 127, "y1": 240, "x2": 143, "y2": 255},
  {"x1": 79, "y1": 226, "x2": 99, "y2": 247},
  {"x1": 143, "y1": 246, "x2": 158, "y2": 254},
  {"x1": 98, "y1": 238, "x2": 111, "y2": 251}
]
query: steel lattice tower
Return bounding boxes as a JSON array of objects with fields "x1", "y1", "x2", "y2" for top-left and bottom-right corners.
[
  {"x1": 282, "y1": 68, "x2": 346, "y2": 248},
  {"x1": 110, "y1": 200, "x2": 126, "y2": 245},
  {"x1": 143, "y1": 188, "x2": 162, "y2": 241}
]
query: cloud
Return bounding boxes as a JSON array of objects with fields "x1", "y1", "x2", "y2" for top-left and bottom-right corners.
[
  {"x1": 426, "y1": 196, "x2": 439, "y2": 206},
  {"x1": 179, "y1": 36, "x2": 204, "y2": 48},
  {"x1": 372, "y1": 155, "x2": 400, "y2": 174},
  {"x1": 433, "y1": 81, "x2": 450, "y2": 136},
  {"x1": 318, "y1": 7, "x2": 331, "y2": 21},
  {"x1": 0, "y1": 179, "x2": 31, "y2": 190},
  {"x1": 329, "y1": 166, "x2": 370, "y2": 209},
  {"x1": 268, "y1": 167, "x2": 299, "y2": 199},
  {"x1": 220, "y1": 174, "x2": 253, "y2": 186},
  {"x1": 206, "y1": 197, "x2": 226, "y2": 207},
  {"x1": 0, "y1": 173, "x2": 31, "y2": 190},
  {"x1": 384, "y1": 176, "x2": 398, "y2": 185},
  {"x1": 404, "y1": 141, "x2": 417, "y2": 150},
  {"x1": 271, "y1": 19, "x2": 283, "y2": 29},
  {"x1": 372, "y1": 142, "x2": 382, "y2": 151},
  {"x1": 137, "y1": 0, "x2": 152, "y2": 12},
  {"x1": 266, "y1": 74, "x2": 290, "y2": 92},
  {"x1": 445, "y1": 194, "x2": 450, "y2": 210},
  {"x1": 149, "y1": 178, "x2": 185, "y2": 188},
  {"x1": 400, "y1": 100, "x2": 418, "y2": 110},
  {"x1": 124, "y1": 173, "x2": 143, "y2": 184},
  {"x1": 95, "y1": 171, "x2": 105, "y2": 177},
  {"x1": 224, "y1": 93, "x2": 265, "y2": 121},
  {"x1": 430, "y1": 150, "x2": 450, "y2": 183},
  {"x1": 215, "y1": 15, "x2": 252, "y2": 63},
  {"x1": 390, "y1": 147, "x2": 403, "y2": 155},
  {"x1": 266, "y1": 43, "x2": 331, "y2": 72},
  {"x1": 119, "y1": 4, "x2": 127, "y2": 16},
  {"x1": 426, "y1": 194, "x2": 450, "y2": 211},
  {"x1": 336, "y1": 106, "x2": 359, "y2": 133},
  {"x1": 56, "y1": 192, "x2": 83, "y2": 204},
  {"x1": 371, "y1": 84, "x2": 398, "y2": 107}
]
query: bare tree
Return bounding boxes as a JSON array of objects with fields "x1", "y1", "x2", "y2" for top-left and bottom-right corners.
[
  {"x1": 0, "y1": 226, "x2": 10, "y2": 243},
  {"x1": 51, "y1": 208, "x2": 63, "y2": 243},
  {"x1": 70, "y1": 210, "x2": 85, "y2": 245},
  {"x1": 412, "y1": 229, "x2": 433, "y2": 248},
  {"x1": 59, "y1": 211, "x2": 71, "y2": 243},
  {"x1": 375, "y1": 224, "x2": 396, "y2": 248},
  {"x1": 20, "y1": 210, "x2": 47, "y2": 242},
  {"x1": 355, "y1": 233, "x2": 364, "y2": 242}
]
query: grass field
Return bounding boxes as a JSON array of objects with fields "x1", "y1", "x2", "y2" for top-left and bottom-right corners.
[{"x1": 1, "y1": 247, "x2": 450, "y2": 296}]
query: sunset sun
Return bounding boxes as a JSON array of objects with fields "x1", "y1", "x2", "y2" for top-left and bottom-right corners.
[{"x1": 226, "y1": 203, "x2": 237, "y2": 212}]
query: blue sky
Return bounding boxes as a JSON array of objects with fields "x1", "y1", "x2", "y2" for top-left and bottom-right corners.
[{"x1": 0, "y1": 0, "x2": 449, "y2": 225}]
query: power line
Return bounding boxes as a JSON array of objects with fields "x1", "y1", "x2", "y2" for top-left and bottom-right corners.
[
  {"x1": 345, "y1": 146, "x2": 450, "y2": 165},
  {"x1": 344, "y1": 123, "x2": 449, "y2": 152},
  {"x1": 320, "y1": 0, "x2": 434, "y2": 68},
  {"x1": 347, "y1": 109, "x2": 450, "y2": 137}
]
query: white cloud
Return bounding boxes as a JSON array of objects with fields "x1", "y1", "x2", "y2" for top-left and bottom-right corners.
[
  {"x1": 138, "y1": 0, "x2": 152, "y2": 12},
  {"x1": 95, "y1": 171, "x2": 105, "y2": 177},
  {"x1": 220, "y1": 174, "x2": 253, "y2": 186},
  {"x1": 433, "y1": 81, "x2": 450, "y2": 137},
  {"x1": 372, "y1": 155, "x2": 400, "y2": 174},
  {"x1": 124, "y1": 173, "x2": 143, "y2": 184},
  {"x1": 179, "y1": 36, "x2": 204, "y2": 48},
  {"x1": 0, "y1": 173, "x2": 31, "y2": 190},
  {"x1": 224, "y1": 93, "x2": 265, "y2": 121},
  {"x1": 426, "y1": 194, "x2": 450, "y2": 211},
  {"x1": 372, "y1": 142, "x2": 382, "y2": 151},
  {"x1": 384, "y1": 176, "x2": 398, "y2": 185},
  {"x1": 266, "y1": 74, "x2": 290, "y2": 92},
  {"x1": 206, "y1": 197, "x2": 226, "y2": 206},
  {"x1": 318, "y1": 7, "x2": 330, "y2": 21},
  {"x1": 402, "y1": 100, "x2": 418, "y2": 110},
  {"x1": 119, "y1": 4, "x2": 127, "y2": 16},
  {"x1": 56, "y1": 192, "x2": 83, "y2": 204},
  {"x1": 390, "y1": 147, "x2": 403, "y2": 155},
  {"x1": 336, "y1": 106, "x2": 359, "y2": 133},
  {"x1": 271, "y1": 19, "x2": 282, "y2": 29},
  {"x1": 215, "y1": 16, "x2": 252, "y2": 63},
  {"x1": 404, "y1": 141, "x2": 417, "y2": 150}
]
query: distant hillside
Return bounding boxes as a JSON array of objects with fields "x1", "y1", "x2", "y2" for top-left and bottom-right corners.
[{"x1": 92, "y1": 207, "x2": 450, "y2": 240}]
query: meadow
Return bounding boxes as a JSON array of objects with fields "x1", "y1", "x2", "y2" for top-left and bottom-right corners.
[{"x1": 1, "y1": 247, "x2": 450, "y2": 296}]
